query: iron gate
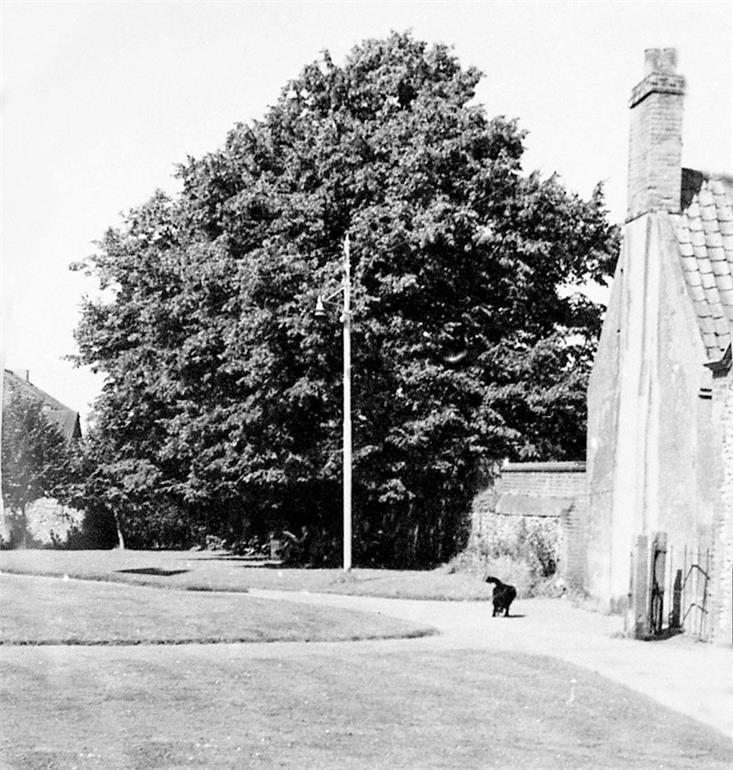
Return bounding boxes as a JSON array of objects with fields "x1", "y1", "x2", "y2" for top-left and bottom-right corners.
[{"x1": 664, "y1": 544, "x2": 712, "y2": 642}]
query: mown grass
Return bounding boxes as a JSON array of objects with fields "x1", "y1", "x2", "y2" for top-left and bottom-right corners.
[
  {"x1": 1, "y1": 553, "x2": 731, "y2": 768},
  {"x1": 0, "y1": 549, "x2": 496, "y2": 600},
  {"x1": 0, "y1": 575, "x2": 433, "y2": 645},
  {"x1": 1, "y1": 643, "x2": 731, "y2": 769}
]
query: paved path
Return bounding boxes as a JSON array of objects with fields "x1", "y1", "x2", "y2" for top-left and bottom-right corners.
[{"x1": 249, "y1": 588, "x2": 733, "y2": 739}]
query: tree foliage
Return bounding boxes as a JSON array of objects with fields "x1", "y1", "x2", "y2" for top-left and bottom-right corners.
[
  {"x1": 73, "y1": 33, "x2": 618, "y2": 565},
  {"x1": 1, "y1": 389, "x2": 77, "y2": 545}
]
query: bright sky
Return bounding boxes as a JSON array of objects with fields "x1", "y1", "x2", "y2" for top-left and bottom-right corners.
[{"x1": 1, "y1": 1, "x2": 731, "y2": 425}]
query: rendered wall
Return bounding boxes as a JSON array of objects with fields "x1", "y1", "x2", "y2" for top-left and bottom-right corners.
[
  {"x1": 586, "y1": 256, "x2": 623, "y2": 605},
  {"x1": 586, "y1": 212, "x2": 711, "y2": 611},
  {"x1": 655, "y1": 216, "x2": 716, "y2": 548}
]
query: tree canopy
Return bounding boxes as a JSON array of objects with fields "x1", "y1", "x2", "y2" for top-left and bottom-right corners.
[{"x1": 73, "y1": 33, "x2": 618, "y2": 565}]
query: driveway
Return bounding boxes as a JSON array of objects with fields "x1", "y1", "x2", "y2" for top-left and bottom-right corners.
[{"x1": 249, "y1": 588, "x2": 733, "y2": 739}]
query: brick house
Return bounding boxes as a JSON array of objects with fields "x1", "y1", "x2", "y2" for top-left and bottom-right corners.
[
  {"x1": 586, "y1": 49, "x2": 732, "y2": 643},
  {"x1": 2, "y1": 369, "x2": 81, "y2": 441}
]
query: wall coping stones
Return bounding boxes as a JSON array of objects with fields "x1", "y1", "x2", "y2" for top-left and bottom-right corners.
[{"x1": 502, "y1": 461, "x2": 586, "y2": 473}]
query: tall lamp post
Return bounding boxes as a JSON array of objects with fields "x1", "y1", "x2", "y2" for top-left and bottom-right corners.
[{"x1": 315, "y1": 236, "x2": 352, "y2": 571}]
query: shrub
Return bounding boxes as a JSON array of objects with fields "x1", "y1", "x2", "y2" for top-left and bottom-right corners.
[
  {"x1": 205, "y1": 534, "x2": 227, "y2": 551},
  {"x1": 451, "y1": 513, "x2": 562, "y2": 597}
]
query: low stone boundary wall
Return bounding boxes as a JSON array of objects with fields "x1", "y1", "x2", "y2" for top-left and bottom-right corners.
[
  {"x1": 1, "y1": 498, "x2": 84, "y2": 547},
  {"x1": 472, "y1": 461, "x2": 587, "y2": 587}
]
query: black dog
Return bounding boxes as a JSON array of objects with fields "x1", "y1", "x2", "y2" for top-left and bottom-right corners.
[{"x1": 485, "y1": 576, "x2": 517, "y2": 617}]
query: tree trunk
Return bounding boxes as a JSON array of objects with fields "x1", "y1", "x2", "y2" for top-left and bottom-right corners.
[
  {"x1": 20, "y1": 505, "x2": 28, "y2": 549},
  {"x1": 113, "y1": 511, "x2": 125, "y2": 550}
]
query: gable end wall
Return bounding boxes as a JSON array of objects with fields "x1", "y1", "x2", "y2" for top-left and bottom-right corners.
[{"x1": 586, "y1": 212, "x2": 713, "y2": 611}]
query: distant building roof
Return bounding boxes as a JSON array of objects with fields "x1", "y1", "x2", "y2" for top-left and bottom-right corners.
[
  {"x1": 2, "y1": 370, "x2": 81, "y2": 440},
  {"x1": 673, "y1": 169, "x2": 733, "y2": 364}
]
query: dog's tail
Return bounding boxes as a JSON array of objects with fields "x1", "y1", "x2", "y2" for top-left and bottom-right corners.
[{"x1": 484, "y1": 576, "x2": 505, "y2": 587}]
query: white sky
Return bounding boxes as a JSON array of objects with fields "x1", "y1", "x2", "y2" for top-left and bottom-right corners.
[{"x1": 1, "y1": 1, "x2": 731, "y2": 425}]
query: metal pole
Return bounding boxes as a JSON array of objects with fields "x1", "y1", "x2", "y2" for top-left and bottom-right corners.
[{"x1": 342, "y1": 235, "x2": 352, "y2": 571}]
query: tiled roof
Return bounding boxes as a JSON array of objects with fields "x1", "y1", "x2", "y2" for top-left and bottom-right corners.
[
  {"x1": 2, "y1": 370, "x2": 81, "y2": 440},
  {"x1": 673, "y1": 170, "x2": 733, "y2": 363}
]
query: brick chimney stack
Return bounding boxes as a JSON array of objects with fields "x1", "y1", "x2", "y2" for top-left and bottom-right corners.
[{"x1": 627, "y1": 48, "x2": 686, "y2": 220}]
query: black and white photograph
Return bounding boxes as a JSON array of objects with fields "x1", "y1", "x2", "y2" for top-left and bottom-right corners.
[{"x1": 1, "y1": 1, "x2": 732, "y2": 767}]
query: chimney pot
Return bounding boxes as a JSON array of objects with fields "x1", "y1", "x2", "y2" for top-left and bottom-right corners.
[
  {"x1": 660, "y1": 48, "x2": 677, "y2": 73},
  {"x1": 643, "y1": 48, "x2": 662, "y2": 75},
  {"x1": 643, "y1": 47, "x2": 678, "y2": 75}
]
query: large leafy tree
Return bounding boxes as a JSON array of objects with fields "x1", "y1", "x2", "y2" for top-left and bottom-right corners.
[{"x1": 73, "y1": 34, "x2": 617, "y2": 565}]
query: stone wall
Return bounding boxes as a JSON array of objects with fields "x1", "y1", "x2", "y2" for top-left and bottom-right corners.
[
  {"x1": 471, "y1": 461, "x2": 587, "y2": 588},
  {"x1": 1, "y1": 498, "x2": 83, "y2": 547}
]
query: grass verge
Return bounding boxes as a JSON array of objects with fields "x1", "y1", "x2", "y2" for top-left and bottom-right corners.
[
  {"x1": 1, "y1": 644, "x2": 730, "y2": 769},
  {"x1": 0, "y1": 574, "x2": 434, "y2": 645},
  {"x1": 0, "y1": 549, "x2": 496, "y2": 600}
]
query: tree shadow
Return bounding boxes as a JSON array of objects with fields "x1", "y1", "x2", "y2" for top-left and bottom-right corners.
[
  {"x1": 194, "y1": 556, "x2": 268, "y2": 563},
  {"x1": 116, "y1": 568, "x2": 189, "y2": 577}
]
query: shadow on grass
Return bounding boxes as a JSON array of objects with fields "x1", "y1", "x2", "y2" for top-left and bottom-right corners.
[
  {"x1": 116, "y1": 568, "x2": 190, "y2": 577},
  {"x1": 1, "y1": 627, "x2": 438, "y2": 646},
  {"x1": 194, "y1": 556, "x2": 268, "y2": 562}
]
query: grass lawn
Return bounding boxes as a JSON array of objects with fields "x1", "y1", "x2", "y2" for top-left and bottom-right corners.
[
  {"x1": 0, "y1": 549, "x2": 496, "y2": 600},
  {"x1": 0, "y1": 575, "x2": 433, "y2": 645},
  {"x1": 1, "y1": 560, "x2": 731, "y2": 768},
  {"x1": 1, "y1": 643, "x2": 731, "y2": 769}
]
